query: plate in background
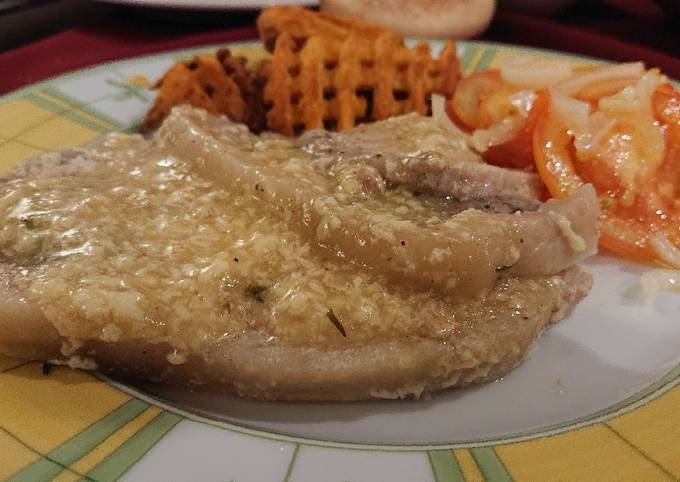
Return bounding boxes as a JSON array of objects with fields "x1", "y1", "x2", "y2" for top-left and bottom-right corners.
[{"x1": 92, "y1": 0, "x2": 316, "y2": 9}]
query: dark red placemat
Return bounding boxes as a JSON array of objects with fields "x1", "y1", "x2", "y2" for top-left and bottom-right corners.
[
  {"x1": 486, "y1": 11, "x2": 680, "y2": 79},
  {"x1": 0, "y1": 20, "x2": 258, "y2": 95}
]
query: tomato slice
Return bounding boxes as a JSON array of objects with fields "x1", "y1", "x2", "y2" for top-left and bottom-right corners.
[
  {"x1": 478, "y1": 84, "x2": 517, "y2": 127},
  {"x1": 531, "y1": 92, "x2": 583, "y2": 197},
  {"x1": 448, "y1": 70, "x2": 504, "y2": 130},
  {"x1": 653, "y1": 82, "x2": 680, "y2": 125},
  {"x1": 652, "y1": 84, "x2": 680, "y2": 250},
  {"x1": 484, "y1": 92, "x2": 548, "y2": 170},
  {"x1": 533, "y1": 84, "x2": 680, "y2": 264},
  {"x1": 573, "y1": 76, "x2": 640, "y2": 103},
  {"x1": 448, "y1": 70, "x2": 548, "y2": 169}
]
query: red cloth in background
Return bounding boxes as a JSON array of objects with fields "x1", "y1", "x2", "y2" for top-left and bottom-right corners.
[
  {"x1": 486, "y1": 10, "x2": 680, "y2": 77},
  {"x1": 0, "y1": 24, "x2": 259, "y2": 94},
  {"x1": 0, "y1": 4, "x2": 678, "y2": 95}
]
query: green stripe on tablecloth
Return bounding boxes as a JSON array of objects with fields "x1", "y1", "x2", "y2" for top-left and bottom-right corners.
[
  {"x1": 24, "y1": 86, "x2": 124, "y2": 134},
  {"x1": 8, "y1": 399, "x2": 148, "y2": 482},
  {"x1": 8, "y1": 459, "x2": 69, "y2": 482},
  {"x1": 460, "y1": 45, "x2": 479, "y2": 73},
  {"x1": 23, "y1": 92, "x2": 112, "y2": 135},
  {"x1": 470, "y1": 447, "x2": 514, "y2": 482},
  {"x1": 282, "y1": 444, "x2": 300, "y2": 482},
  {"x1": 83, "y1": 411, "x2": 181, "y2": 482},
  {"x1": 22, "y1": 92, "x2": 65, "y2": 116},
  {"x1": 41, "y1": 86, "x2": 125, "y2": 131},
  {"x1": 473, "y1": 48, "x2": 498, "y2": 72},
  {"x1": 428, "y1": 449, "x2": 465, "y2": 482}
]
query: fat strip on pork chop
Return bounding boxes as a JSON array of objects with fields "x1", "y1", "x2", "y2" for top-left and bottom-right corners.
[{"x1": 0, "y1": 107, "x2": 597, "y2": 400}]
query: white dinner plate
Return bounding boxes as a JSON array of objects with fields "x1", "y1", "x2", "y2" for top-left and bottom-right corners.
[{"x1": 0, "y1": 40, "x2": 678, "y2": 481}]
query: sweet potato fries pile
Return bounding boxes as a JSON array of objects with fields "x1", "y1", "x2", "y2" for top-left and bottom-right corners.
[{"x1": 142, "y1": 6, "x2": 460, "y2": 135}]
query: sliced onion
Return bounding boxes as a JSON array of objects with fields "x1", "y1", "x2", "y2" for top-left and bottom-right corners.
[
  {"x1": 633, "y1": 71, "x2": 666, "y2": 166},
  {"x1": 637, "y1": 118, "x2": 666, "y2": 173},
  {"x1": 597, "y1": 85, "x2": 639, "y2": 112},
  {"x1": 573, "y1": 111, "x2": 616, "y2": 155},
  {"x1": 650, "y1": 234, "x2": 680, "y2": 268},
  {"x1": 499, "y1": 55, "x2": 573, "y2": 89},
  {"x1": 510, "y1": 90, "x2": 537, "y2": 117},
  {"x1": 550, "y1": 90, "x2": 590, "y2": 132},
  {"x1": 636, "y1": 70, "x2": 664, "y2": 103},
  {"x1": 595, "y1": 70, "x2": 665, "y2": 172},
  {"x1": 470, "y1": 115, "x2": 525, "y2": 152},
  {"x1": 640, "y1": 269, "x2": 680, "y2": 298},
  {"x1": 431, "y1": 94, "x2": 471, "y2": 141},
  {"x1": 556, "y1": 62, "x2": 645, "y2": 96},
  {"x1": 598, "y1": 71, "x2": 663, "y2": 113},
  {"x1": 552, "y1": 92, "x2": 616, "y2": 157}
]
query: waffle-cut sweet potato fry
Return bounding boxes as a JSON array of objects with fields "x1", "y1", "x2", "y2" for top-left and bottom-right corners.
[
  {"x1": 143, "y1": 52, "x2": 267, "y2": 132},
  {"x1": 143, "y1": 8, "x2": 461, "y2": 137},
  {"x1": 264, "y1": 32, "x2": 460, "y2": 136},
  {"x1": 257, "y1": 5, "x2": 399, "y2": 52},
  {"x1": 217, "y1": 49, "x2": 269, "y2": 133}
]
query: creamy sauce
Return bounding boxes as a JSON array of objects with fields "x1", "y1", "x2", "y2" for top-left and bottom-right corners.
[
  {"x1": 163, "y1": 108, "x2": 527, "y2": 297},
  {"x1": 0, "y1": 108, "x2": 573, "y2": 358}
]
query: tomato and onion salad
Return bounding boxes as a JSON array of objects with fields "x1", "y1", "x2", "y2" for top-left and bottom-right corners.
[{"x1": 446, "y1": 61, "x2": 680, "y2": 268}]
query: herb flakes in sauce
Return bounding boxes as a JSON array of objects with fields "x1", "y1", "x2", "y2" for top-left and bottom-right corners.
[
  {"x1": 327, "y1": 309, "x2": 347, "y2": 337},
  {"x1": 245, "y1": 284, "x2": 268, "y2": 303}
]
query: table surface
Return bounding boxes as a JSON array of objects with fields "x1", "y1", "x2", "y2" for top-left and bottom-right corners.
[{"x1": 0, "y1": 0, "x2": 679, "y2": 95}]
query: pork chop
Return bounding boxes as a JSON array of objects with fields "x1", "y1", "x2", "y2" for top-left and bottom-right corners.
[{"x1": 0, "y1": 107, "x2": 596, "y2": 400}]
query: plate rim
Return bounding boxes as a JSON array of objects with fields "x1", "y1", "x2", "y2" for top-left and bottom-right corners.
[
  {"x1": 4, "y1": 38, "x2": 675, "y2": 101},
  {"x1": 99, "y1": 352, "x2": 680, "y2": 450}
]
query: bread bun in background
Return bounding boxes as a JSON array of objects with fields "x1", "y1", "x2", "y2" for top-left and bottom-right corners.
[{"x1": 319, "y1": 0, "x2": 497, "y2": 39}]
